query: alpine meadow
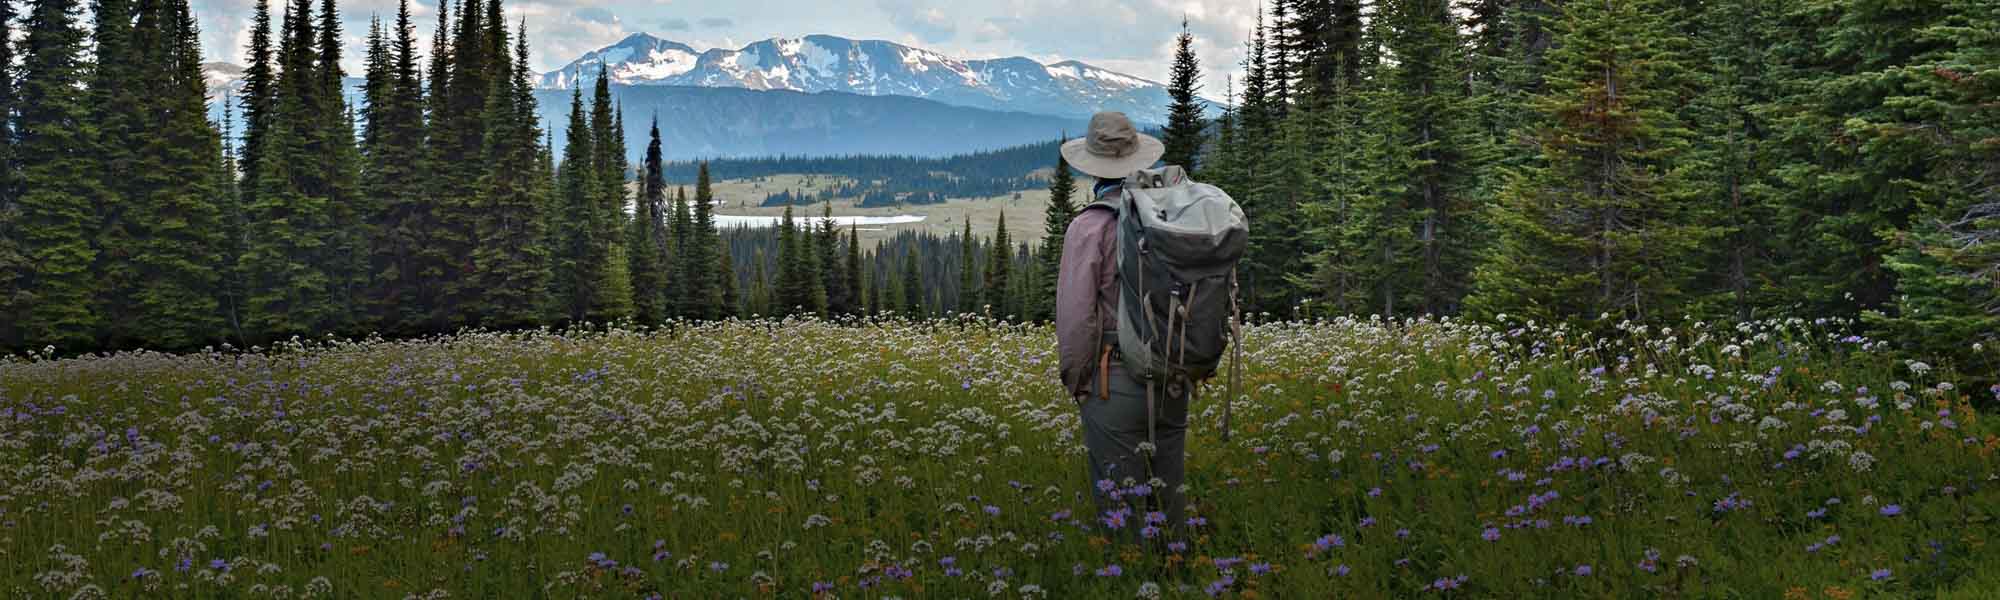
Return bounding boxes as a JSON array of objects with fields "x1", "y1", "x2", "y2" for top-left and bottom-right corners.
[{"x1": 0, "y1": 0, "x2": 1997, "y2": 598}]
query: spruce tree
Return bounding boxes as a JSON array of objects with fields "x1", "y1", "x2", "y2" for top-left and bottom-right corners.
[
  {"x1": 121, "y1": 0, "x2": 228, "y2": 349},
  {"x1": 1032, "y1": 143, "x2": 1077, "y2": 321},
  {"x1": 0, "y1": 0, "x2": 21, "y2": 349},
  {"x1": 1298, "y1": 75, "x2": 1413, "y2": 318},
  {"x1": 690, "y1": 164, "x2": 721, "y2": 318},
  {"x1": 1683, "y1": 0, "x2": 1784, "y2": 321},
  {"x1": 14, "y1": 0, "x2": 104, "y2": 348},
  {"x1": 818, "y1": 202, "x2": 848, "y2": 315},
  {"x1": 629, "y1": 119, "x2": 669, "y2": 323},
  {"x1": 364, "y1": 0, "x2": 439, "y2": 334},
  {"x1": 900, "y1": 247, "x2": 923, "y2": 317},
  {"x1": 313, "y1": 0, "x2": 365, "y2": 331},
  {"x1": 1466, "y1": 0, "x2": 1713, "y2": 324},
  {"x1": 1380, "y1": 0, "x2": 1490, "y2": 315},
  {"x1": 551, "y1": 90, "x2": 601, "y2": 322},
  {"x1": 1161, "y1": 19, "x2": 1206, "y2": 171},
  {"x1": 468, "y1": 20, "x2": 550, "y2": 330},
  {"x1": 1866, "y1": 0, "x2": 1998, "y2": 375},
  {"x1": 87, "y1": 0, "x2": 144, "y2": 346},
  {"x1": 667, "y1": 185, "x2": 692, "y2": 317},
  {"x1": 585, "y1": 66, "x2": 634, "y2": 321},
  {"x1": 958, "y1": 218, "x2": 978, "y2": 314},
  {"x1": 844, "y1": 225, "x2": 863, "y2": 317},
  {"x1": 984, "y1": 216, "x2": 1012, "y2": 319},
  {"x1": 237, "y1": 0, "x2": 275, "y2": 236},
  {"x1": 774, "y1": 204, "x2": 814, "y2": 315}
]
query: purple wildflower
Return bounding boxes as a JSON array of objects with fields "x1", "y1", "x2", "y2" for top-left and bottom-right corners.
[{"x1": 1880, "y1": 504, "x2": 1903, "y2": 516}]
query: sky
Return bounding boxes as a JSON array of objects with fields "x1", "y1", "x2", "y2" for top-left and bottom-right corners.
[{"x1": 191, "y1": 0, "x2": 1257, "y2": 100}]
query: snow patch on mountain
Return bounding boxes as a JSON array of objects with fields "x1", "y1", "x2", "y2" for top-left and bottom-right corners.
[{"x1": 536, "y1": 33, "x2": 1206, "y2": 123}]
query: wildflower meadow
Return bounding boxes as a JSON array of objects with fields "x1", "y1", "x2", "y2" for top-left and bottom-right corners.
[{"x1": 2, "y1": 316, "x2": 1996, "y2": 598}]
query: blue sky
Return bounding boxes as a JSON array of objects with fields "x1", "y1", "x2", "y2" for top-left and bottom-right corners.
[{"x1": 192, "y1": 0, "x2": 1256, "y2": 97}]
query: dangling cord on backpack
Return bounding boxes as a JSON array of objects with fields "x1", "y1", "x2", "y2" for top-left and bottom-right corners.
[{"x1": 1224, "y1": 269, "x2": 1242, "y2": 443}]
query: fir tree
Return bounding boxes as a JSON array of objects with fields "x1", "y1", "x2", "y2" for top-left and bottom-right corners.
[
  {"x1": 1466, "y1": 0, "x2": 1713, "y2": 324},
  {"x1": 217, "y1": 95, "x2": 248, "y2": 343},
  {"x1": 818, "y1": 203, "x2": 848, "y2": 315},
  {"x1": 900, "y1": 247, "x2": 923, "y2": 317},
  {"x1": 468, "y1": 19, "x2": 549, "y2": 329},
  {"x1": 690, "y1": 164, "x2": 721, "y2": 319},
  {"x1": 313, "y1": 0, "x2": 365, "y2": 331},
  {"x1": 957, "y1": 217, "x2": 979, "y2": 314},
  {"x1": 1032, "y1": 142, "x2": 1077, "y2": 321},
  {"x1": 629, "y1": 119, "x2": 669, "y2": 323},
  {"x1": 236, "y1": 0, "x2": 275, "y2": 235},
  {"x1": 1867, "y1": 0, "x2": 1999, "y2": 376},
  {"x1": 667, "y1": 184, "x2": 693, "y2": 317},
  {"x1": 984, "y1": 216, "x2": 1012, "y2": 318},
  {"x1": 15, "y1": 0, "x2": 103, "y2": 348},
  {"x1": 0, "y1": 0, "x2": 21, "y2": 349},
  {"x1": 1684, "y1": 0, "x2": 1784, "y2": 321},
  {"x1": 844, "y1": 226, "x2": 863, "y2": 317},
  {"x1": 775, "y1": 204, "x2": 815, "y2": 315},
  {"x1": 364, "y1": 0, "x2": 439, "y2": 334},
  {"x1": 1161, "y1": 18, "x2": 1206, "y2": 171},
  {"x1": 120, "y1": 0, "x2": 228, "y2": 349},
  {"x1": 87, "y1": 0, "x2": 144, "y2": 346},
  {"x1": 1380, "y1": 0, "x2": 1490, "y2": 315},
  {"x1": 585, "y1": 66, "x2": 634, "y2": 320},
  {"x1": 551, "y1": 89, "x2": 601, "y2": 322}
]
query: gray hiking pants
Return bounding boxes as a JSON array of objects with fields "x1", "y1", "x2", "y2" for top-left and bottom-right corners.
[{"x1": 1077, "y1": 361, "x2": 1190, "y2": 539}]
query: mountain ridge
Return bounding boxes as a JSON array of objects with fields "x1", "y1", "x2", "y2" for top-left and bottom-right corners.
[{"x1": 538, "y1": 32, "x2": 1200, "y2": 123}]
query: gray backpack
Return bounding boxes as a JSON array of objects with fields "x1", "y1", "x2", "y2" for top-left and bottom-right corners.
[{"x1": 1085, "y1": 166, "x2": 1249, "y2": 440}]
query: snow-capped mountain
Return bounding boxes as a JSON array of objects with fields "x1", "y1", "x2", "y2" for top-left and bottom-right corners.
[{"x1": 540, "y1": 33, "x2": 1195, "y2": 124}]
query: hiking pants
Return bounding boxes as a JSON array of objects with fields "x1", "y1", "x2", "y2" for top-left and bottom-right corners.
[{"x1": 1077, "y1": 361, "x2": 1190, "y2": 539}]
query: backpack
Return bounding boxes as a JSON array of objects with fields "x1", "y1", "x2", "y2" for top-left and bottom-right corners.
[{"x1": 1084, "y1": 166, "x2": 1249, "y2": 441}]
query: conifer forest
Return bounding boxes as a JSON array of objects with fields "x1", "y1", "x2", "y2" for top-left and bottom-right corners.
[{"x1": 2, "y1": 0, "x2": 1999, "y2": 597}]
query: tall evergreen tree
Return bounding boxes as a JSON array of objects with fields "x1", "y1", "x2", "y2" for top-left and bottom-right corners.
[
  {"x1": 774, "y1": 204, "x2": 816, "y2": 315},
  {"x1": 984, "y1": 216, "x2": 1012, "y2": 318},
  {"x1": 313, "y1": 0, "x2": 365, "y2": 331},
  {"x1": 468, "y1": 19, "x2": 550, "y2": 329},
  {"x1": 363, "y1": 0, "x2": 439, "y2": 334},
  {"x1": 551, "y1": 89, "x2": 604, "y2": 322},
  {"x1": 958, "y1": 217, "x2": 978, "y2": 314},
  {"x1": 118, "y1": 0, "x2": 228, "y2": 349},
  {"x1": 584, "y1": 66, "x2": 634, "y2": 320},
  {"x1": 629, "y1": 119, "x2": 669, "y2": 323},
  {"x1": 689, "y1": 164, "x2": 721, "y2": 318},
  {"x1": 900, "y1": 246, "x2": 923, "y2": 317},
  {"x1": 0, "y1": 0, "x2": 22, "y2": 349},
  {"x1": 845, "y1": 225, "x2": 863, "y2": 317},
  {"x1": 1467, "y1": 0, "x2": 1713, "y2": 324},
  {"x1": 1684, "y1": 0, "x2": 1784, "y2": 321},
  {"x1": 818, "y1": 202, "x2": 848, "y2": 315},
  {"x1": 217, "y1": 94, "x2": 248, "y2": 343},
  {"x1": 1161, "y1": 18, "x2": 1206, "y2": 171},
  {"x1": 1380, "y1": 0, "x2": 1490, "y2": 315},
  {"x1": 87, "y1": 0, "x2": 144, "y2": 346},
  {"x1": 667, "y1": 184, "x2": 693, "y2": 317},
  {"x1": 1867, "y1": 0, "x2": 1999, "y2": 376},
  {"x1": 748, "y1": 247, "x2": 771, "y2": 317},
  {"x1": 236, "y1": 0, "x2": 275, "y2": 228},
  {"x1": 1032, "y1": 142, "x2": 1077, "y2": 321},
  {"x1": 14, "y1": 0, "x2": 104, "y2": 348},
  {"x1": 719, "y1": 237, "x2": 740, "y2": 318}
]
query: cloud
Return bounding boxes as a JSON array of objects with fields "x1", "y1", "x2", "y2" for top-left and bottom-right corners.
[
  {"x1": 573, "y1": 6, "x2": 618, "y2": 25},
  {"x1": 660, "y1": 17, "x2": 691, "y2": 31},
  {"x1": 877, "y1": 0, "x2": 956, "y2": 43},
  {"x1": 698, "y1": 17, "x2": 734, "y2": 28}
]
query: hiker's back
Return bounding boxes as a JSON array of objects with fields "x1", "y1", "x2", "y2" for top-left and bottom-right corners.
[{"x1": 1088, "y1": 166, "x2": 1248, "y2": 386}]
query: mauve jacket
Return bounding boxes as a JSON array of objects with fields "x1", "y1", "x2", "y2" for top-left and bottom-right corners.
[{"x1": 1055, "y1": 196, "x2": 1119, "y2": 400}]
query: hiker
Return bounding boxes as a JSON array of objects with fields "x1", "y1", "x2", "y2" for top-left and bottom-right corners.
[{"x1": 1057, "y1": 112, "x2": 1247, "y2": 541}]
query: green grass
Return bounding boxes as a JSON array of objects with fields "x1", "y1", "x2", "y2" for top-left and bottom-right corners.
[{"x1": 1, "y1": 315, "x2": 1995, "y2": 598}]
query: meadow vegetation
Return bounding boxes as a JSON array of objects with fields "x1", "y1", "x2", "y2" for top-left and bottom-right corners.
[{"x1": 3, "y1": 316, "x2": 1995, "y2": 598}]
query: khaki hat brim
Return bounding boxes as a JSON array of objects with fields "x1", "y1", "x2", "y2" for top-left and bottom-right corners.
[{"x1": 1061, "y1": 134, "x2": 1166, "y2": 180}]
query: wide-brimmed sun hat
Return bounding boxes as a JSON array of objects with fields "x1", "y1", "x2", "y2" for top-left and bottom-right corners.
[{"x1": 1061, "y1": 111, "x2": 1165, "y2": 179}]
